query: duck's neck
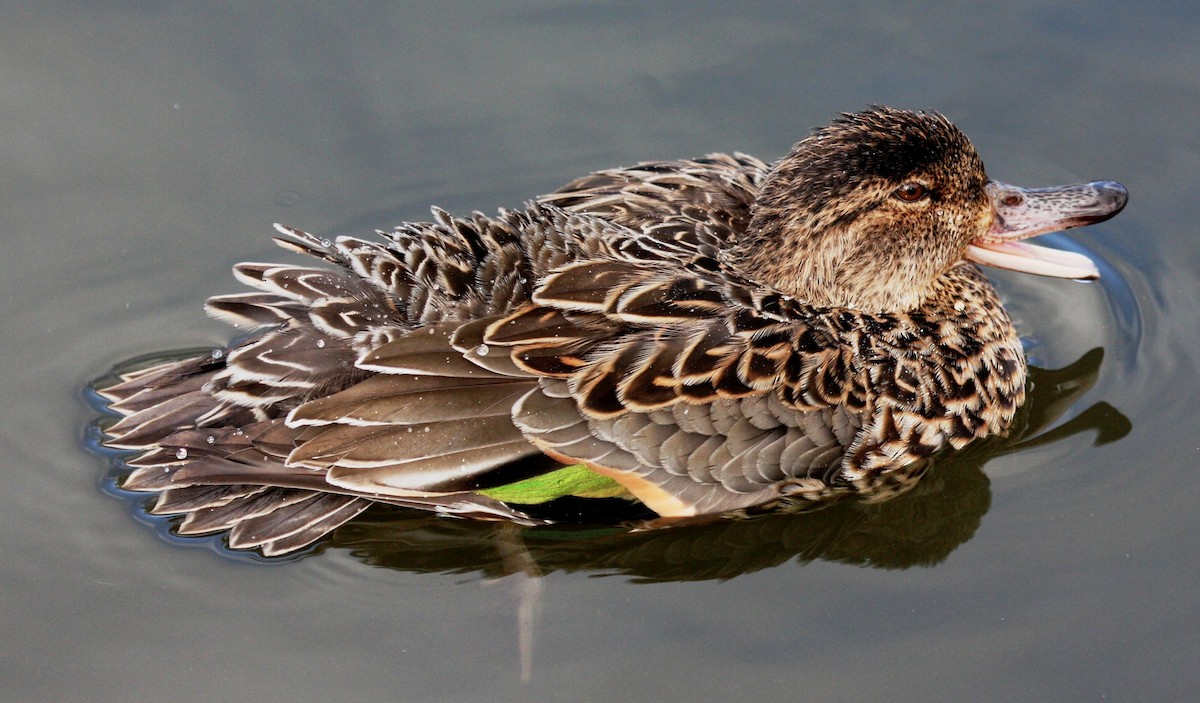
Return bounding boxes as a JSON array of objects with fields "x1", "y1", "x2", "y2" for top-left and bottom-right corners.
[{"x1": 727, "y1": 214, "x2": 931, "y2": 313}]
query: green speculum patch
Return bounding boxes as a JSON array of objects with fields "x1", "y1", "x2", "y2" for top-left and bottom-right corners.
[{"x1": 478, "y1": 464, "x2": 633, "y2": 504}]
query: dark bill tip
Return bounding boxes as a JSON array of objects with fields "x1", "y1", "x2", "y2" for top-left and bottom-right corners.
[{"x1": 1089, "y1": 181, "x2": 1129, "y2": 220}]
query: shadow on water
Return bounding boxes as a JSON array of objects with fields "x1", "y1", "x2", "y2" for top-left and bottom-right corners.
[{"x1": 88, "y1": 347, "x2": 1129, "y2": 582}]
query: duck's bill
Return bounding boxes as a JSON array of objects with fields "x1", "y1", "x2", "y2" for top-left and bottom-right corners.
[{"x1": 967, "y1": 180, "x2": 1128, "y2": 280}]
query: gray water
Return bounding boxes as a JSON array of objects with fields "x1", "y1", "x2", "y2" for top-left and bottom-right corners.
[{"x1": 4, "y1": 3, "x2": 1198, "y2": 701}]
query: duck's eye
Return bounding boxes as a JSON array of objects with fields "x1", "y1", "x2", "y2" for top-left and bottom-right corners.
[{"x1": 893, "y1": 183, "x2": 928, "y2": 202}]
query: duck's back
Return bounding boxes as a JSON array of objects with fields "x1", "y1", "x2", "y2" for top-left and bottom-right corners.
[{"x1": 542, "y1": 152, "x2": 770, "y2": 252}]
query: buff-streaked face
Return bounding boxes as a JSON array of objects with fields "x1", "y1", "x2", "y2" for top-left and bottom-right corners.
[{"x1": 740, "y1": 107, "x2": 1127, "y2": 312}]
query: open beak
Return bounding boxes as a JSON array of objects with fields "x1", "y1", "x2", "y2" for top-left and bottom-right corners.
[{"x1": 966, "y1": 180, "x2": 1128, "y2": 280}]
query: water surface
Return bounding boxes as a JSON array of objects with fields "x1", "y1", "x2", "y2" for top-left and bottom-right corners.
[{"x1": 3, "y1": 3, "x2": 1198, "y2": 701}]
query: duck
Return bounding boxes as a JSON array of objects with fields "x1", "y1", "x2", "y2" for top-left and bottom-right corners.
[{"x1": 98, "y1": 107, "x2": 1127, "y2": 555}]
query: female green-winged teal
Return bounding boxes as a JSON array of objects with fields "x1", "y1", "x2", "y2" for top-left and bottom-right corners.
[{"x1": 99, "y1": 107, "x2": 1127, "y2": 555}]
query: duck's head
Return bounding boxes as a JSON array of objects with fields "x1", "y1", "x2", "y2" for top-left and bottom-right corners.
[{"x1": 735, "y1": 107, "x2": 1127, "y2": 313}]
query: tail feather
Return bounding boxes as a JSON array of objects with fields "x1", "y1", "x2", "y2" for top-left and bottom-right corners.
[
  {"x1": 233, "y1": 496, "x2": 372, "y2": 556},
  {"x1": 153, "y1": 484, "x2": 273, "y2": 518},
  {"x1": 107, "y1": 390, "x2": 227, "y2": 450},
  {"x1": 101, "y1": 355, "x2": 219, "y2": 409},
  {"x1": 193, "y1": 490, "x2": 370, "y2": 555}
]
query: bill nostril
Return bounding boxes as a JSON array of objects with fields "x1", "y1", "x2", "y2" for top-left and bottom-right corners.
[{"x1": 1001, "y1": 193, "x2": 1023, "y2": 207}]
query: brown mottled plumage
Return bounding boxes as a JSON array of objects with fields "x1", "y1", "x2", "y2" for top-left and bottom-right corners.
[{"x1": 97, "y1": 107, "x2": 1127, "y2": 555}]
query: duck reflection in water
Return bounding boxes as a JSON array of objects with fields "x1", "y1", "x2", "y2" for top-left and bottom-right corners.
[{"x1": 93, "y1": 107, "x2": 1129, "y2": 560}]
